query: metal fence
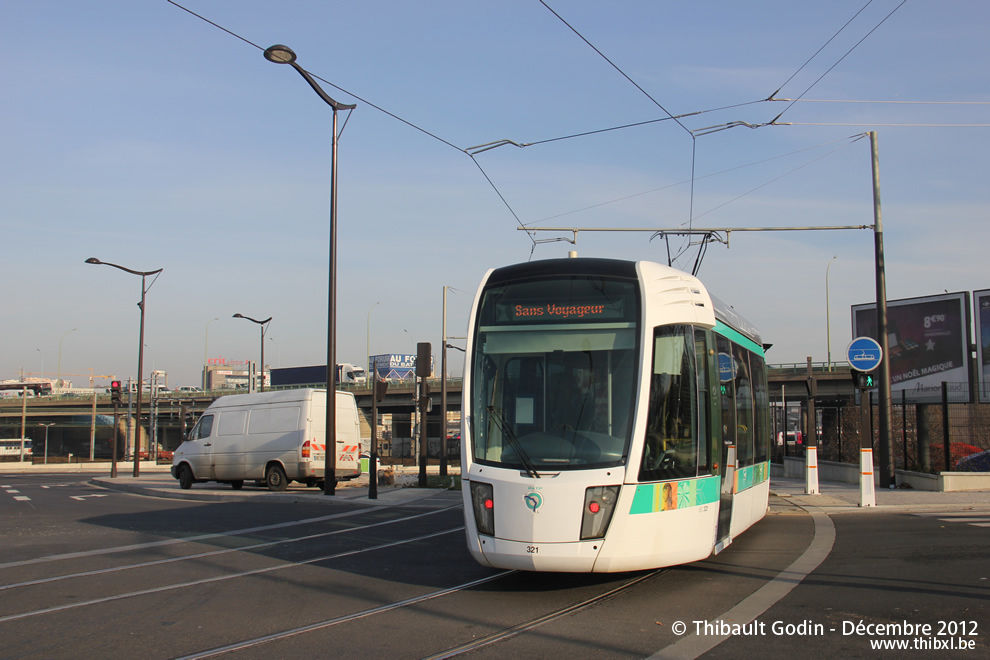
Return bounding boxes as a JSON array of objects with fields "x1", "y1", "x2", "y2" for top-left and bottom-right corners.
[{"x1": 772, "y1": 382, "x2": 990, "y2": 473}]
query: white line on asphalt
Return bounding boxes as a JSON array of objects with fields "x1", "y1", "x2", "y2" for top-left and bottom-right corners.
[
  {"x1": 0, "y1": 505, "x2": 461, "y2": 592},
  {"x1": 0, "y1": 527, "x2": 464, "y2": 624},
  {"x1": 648, "y1": 506, "x2": 837, "y2": 660},
  {"x1": 0, "y1": 505, "x2": 388, "y2": 570}
]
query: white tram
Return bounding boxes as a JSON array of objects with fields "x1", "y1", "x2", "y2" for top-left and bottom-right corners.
[{"x1": 460, "y1": 258, "x2": 771, "y2": 573}]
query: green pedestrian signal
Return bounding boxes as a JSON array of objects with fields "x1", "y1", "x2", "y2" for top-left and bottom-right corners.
[{"x1": 852, "y1": 371, "x2": 876, "y2": 389}]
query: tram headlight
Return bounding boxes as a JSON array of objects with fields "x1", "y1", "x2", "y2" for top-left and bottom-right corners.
[
  {"x1": 581, "y1": 485, "x2": 620, "y2": 540},
  {"x1": 470, "y1": 481, "x2": 495, "y2": 536}
]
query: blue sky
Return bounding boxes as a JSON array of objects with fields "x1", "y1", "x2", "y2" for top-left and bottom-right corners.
[{"x1": 2, "y1": 1, "x2": 988, "y2": 388}]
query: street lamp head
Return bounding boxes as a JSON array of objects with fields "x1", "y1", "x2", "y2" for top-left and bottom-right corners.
[
  {"x1": 264, "y1": 44, "x2": 297, "y2": 65},
  {"x1": 85, "y1": 257, "x2": 101, "y2": 265},
  {"x1": 233, "y1": 313, "x2": 272, "y2": 326}
]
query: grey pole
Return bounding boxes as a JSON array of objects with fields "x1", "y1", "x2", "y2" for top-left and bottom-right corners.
[
  {"x1": 85, "y1": 258, "x2": 162, "y2": 477},
  {"x1": 870, "y1": 131, "x2": 894, "y2": 488},
  {"x1": 263, "y1": 44, "x2": 356, "y2": 496}
]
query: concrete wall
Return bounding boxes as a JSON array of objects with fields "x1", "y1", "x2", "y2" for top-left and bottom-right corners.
[{"x1": 775, "y1": 456, "x2": 990, "y2": 492}]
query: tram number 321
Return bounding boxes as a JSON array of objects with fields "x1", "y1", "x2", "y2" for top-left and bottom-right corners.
[{"x1": 527, "y1": 546, "x2": 540, "y2": 554}]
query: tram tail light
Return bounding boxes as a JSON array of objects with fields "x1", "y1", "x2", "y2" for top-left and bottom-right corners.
[
  {"x1": 470, "y1": 481, "x2": 495, "y2": 536},
  {"x1": 581, "y1": 485, "x2": 620, "y2": 540}
]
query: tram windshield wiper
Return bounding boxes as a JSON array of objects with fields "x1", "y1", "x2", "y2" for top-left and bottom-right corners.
[{"x1": 486, "y1": 406, "x2": 540, "y2": 479}]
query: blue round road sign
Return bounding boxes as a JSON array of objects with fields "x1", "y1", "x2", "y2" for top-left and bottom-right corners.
[{"x1": 847, "y1": 336, "x2": 883, "y2": 372}]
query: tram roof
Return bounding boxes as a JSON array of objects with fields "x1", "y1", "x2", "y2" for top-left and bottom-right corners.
[
  {"x1": 486, "y1": 257, "x2": 638, "y2": 285},
  {"x1": 710, "y1": 294, "x2": 763, "y2": 348}
]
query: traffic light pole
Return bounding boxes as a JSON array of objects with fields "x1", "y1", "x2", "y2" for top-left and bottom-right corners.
[
  {"x1": 370, "y1": 359, "x2": 388, "y2": 501},
  {"x1": 111, "y1": 401, "x2": 119, "y2": 479},
  {"x1": 417, "y1": 343, "x2": 431, "y2": 489},
  {"x1": 370, "y1": 359, "x2": 379, "y2": 501},
  {"x1": 110, "y1": 380, "x2": 122, "y2": 479}
]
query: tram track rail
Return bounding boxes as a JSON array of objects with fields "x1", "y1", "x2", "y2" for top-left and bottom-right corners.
[
  {"x1": 0, "y1": 526, "x2": 466, "y2": 625},
  {"x1": 422, "y1": 568, "x2": 668, "y2": 660},
  {"x1": 0, "y1": 505, "x2": 462, "y2": 592},
  {"x1": 175, "y1": 568, "x2": 668, "y2": 660}
]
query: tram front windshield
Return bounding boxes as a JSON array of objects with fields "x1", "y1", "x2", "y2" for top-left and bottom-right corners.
[{"x1": 470, "y1": 275, "x2": 639, "y2": 472}]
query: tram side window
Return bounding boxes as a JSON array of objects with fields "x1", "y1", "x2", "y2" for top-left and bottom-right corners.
[
  {"x1": 639, "y1": 325, "x2": 698, "y2": 482},
  {"x1": 716, "y1": 335, "x2": 735, "y2": 450},
  {"x1": 751, "y1": 358, "x2": 769, "y2": 464},
  {"x1": 694, "y1": 328, "x2": 712, "y2": 474},
  {"x1": 733, "y1": 343, "x2": 755, "y2": 468}
]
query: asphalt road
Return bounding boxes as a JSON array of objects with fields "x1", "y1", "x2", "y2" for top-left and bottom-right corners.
[{"x1": 0, "y1": 473, "x2": 986, "y2": 659}]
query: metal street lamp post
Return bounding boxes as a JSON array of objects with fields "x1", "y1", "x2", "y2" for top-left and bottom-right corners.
[
  {"x1": 233, "y1": 314, "x2": 272, "y2": 392},
  {"x1": 264, "y1": 44, "x2": 356, "y2": 497},
  {"x1": 825, "y1": 255, "x2": 837, "y2": 371},
  {"x1": 367, "y1": 301, "x2": 380, "y2": 375},
  {"x1": 85, "y1": 257, "x2": 163, "y2": 477},
  {"x1": 203, "y1": 317, "x2": 219, "y2": 390},
  {"x1": 56, "y1": 328, "x2": 77, "y2": 398},
  {"x1": 38, "y1": 422, "x2": 55, "y2": 464}
]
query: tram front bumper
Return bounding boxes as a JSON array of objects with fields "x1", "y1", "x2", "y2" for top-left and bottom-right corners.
[{"x1": 473, "y1": 535, "x2": 603, "y2": 573}]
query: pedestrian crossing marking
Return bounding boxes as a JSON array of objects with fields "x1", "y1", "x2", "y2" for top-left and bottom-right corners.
[{"x1": 914, "y1": 511, "x2": 990, "y2": 528}]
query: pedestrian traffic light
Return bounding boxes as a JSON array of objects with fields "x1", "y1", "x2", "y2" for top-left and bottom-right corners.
[
  {"x1": 110, "y1": 380, "x2": 122, "y2": 404},
  {"x1": 417, "y1": 342, "x2": 432, "y2": 378},
  {"x1": 851, "y1": 371, "x2": 876, "y2": 390}
]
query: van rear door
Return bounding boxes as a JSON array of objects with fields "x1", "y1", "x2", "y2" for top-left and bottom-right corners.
[{"x1": 335, "y1": 393, "x2": 361, "y2": 478}]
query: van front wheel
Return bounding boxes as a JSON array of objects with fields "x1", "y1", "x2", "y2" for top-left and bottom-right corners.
[
  {"x1": 178, "y1": 465, "x2": 193, "y2": 490},
  {"x1": 266, "y1": 465, "x2": 288, "y2": 492}
]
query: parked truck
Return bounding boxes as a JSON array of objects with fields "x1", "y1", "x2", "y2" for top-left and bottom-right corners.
[
  {"x1": 170, "y1": 388, "x2": 361, "y2": 491},
  {"x1": 336, "y1": 363, "x2": 368, "y2": 385}
]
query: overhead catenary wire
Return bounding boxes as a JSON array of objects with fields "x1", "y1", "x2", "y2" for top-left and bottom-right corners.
[
  {"x1": 528, "y1": 134, "x2": 866, "y2": 225},
  {"x1": 689, "y1": 134, "x2": 868, "y2": 223},
  {"x1": 537, "y1": 0, "x2": 693, "y2": 137},
  {"x1": 768, "y1": 0, "x2": 877, "y2": 100},
  {"x1": 768, "y1": 0, "x2": 909, "y2": 124},
  {"x1": 779, "y1": 122, "x2": 990, "y2": 127},
  {"x1": 537, "y1": 0, "x2": 700, "y2": 259},
  {"x1": 168, "y1": 0, "x2": 962, "y2": 268},
  {"x1": 777, "y1": 98, "x2": 990, "y2": 106},
  {"x1": 693, "y1": 1, "x2": 907, "y2": 135},
  {"x1": 167, "y1": 0, "x2": 533, "y2": 245}
]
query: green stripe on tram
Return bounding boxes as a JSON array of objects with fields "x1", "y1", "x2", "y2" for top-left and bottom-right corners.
[{"x1": 714, "y1": 320, "x2": 764, "y2": 356}]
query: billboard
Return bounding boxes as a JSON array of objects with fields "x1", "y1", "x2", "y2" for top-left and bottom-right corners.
[
  {"x1": 976, "y1": 289, "x2": 990, "y2": 403},
  {"x1": 369, "y1": 354, "x2": 435, "y2": 380},
  {"x1": 852, "y1": 292, "x2": 971, "y2": 403}
]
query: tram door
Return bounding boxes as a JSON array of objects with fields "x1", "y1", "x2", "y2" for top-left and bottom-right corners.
[
  {"x1": 715, "y1": 335, "x2": 735, "y2": 549},
  {"x1": 716, "y1": 444, "x2": 735, "y2": 548}
]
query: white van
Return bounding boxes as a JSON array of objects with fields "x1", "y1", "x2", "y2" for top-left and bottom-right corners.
[{"x1": 170, "y1": 389, "x2": 361, "y2": 491}]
